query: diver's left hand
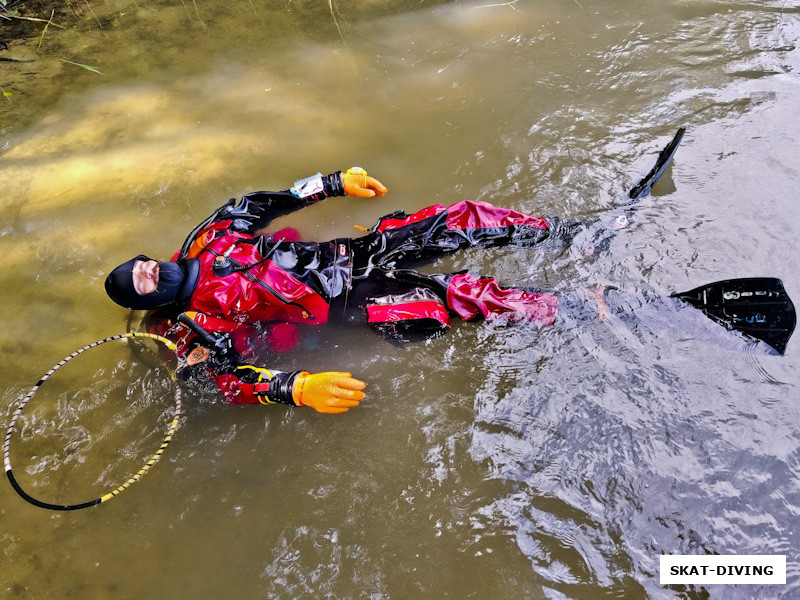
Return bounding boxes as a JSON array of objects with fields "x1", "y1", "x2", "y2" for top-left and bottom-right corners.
[{"x1": 342, "y1": 167, "x2": 387, "y2": 198}]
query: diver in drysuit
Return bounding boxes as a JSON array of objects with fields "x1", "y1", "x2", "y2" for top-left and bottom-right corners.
[{"x1": 104, "y1": 132, "x2": 796, "y2": 413}]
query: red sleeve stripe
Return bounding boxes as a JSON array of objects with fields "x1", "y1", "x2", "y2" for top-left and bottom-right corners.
[{"x1": 367, "y1": 301, "x2": 450, "y2": 325}]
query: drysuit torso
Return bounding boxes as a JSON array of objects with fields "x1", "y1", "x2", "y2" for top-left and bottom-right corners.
[{"x1": 172, "y1": 174, "x2": 351, "y2": 332}]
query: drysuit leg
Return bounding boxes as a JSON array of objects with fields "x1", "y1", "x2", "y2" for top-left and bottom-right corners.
[
  {"x1": 441, "y1": 271, "x2": 558, "y2": 326},
  {"x1": 352, "y1": 200, "x2": 578, "y2": 273},
  {"x1": 348, "y1": 267, "x2": 558, "y2": 343}
]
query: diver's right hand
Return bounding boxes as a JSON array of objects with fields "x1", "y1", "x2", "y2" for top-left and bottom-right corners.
[{"x1": 292, "y1": 371, "x2": 366, "y2": 414}]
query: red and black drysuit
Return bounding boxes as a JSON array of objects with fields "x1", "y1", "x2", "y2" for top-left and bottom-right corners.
[{"x1": 123, "y1": 172, "x2": 567, "y2": 405}]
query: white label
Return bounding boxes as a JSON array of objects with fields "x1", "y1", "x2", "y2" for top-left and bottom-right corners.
[{"x1": 660, "y1": 555, "x2": 786, "y2": 585}]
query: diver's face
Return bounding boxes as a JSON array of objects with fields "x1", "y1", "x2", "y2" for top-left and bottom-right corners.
[{"x1": 132, "y1": 259, "x2": 160, "y2": 295}]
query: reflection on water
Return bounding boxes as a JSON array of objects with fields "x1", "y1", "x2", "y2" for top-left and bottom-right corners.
[{"x1": 2, "y1": 0, "x2": 800, "y2": 598}]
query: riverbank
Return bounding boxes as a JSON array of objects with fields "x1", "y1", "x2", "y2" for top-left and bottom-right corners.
[
  {"x1": 1, "y1": 0, "x2": 415, "y2": 138},
  {"x1": 1, "y1": 0, "x2": 69, "y2": 41},
  {"x1": 1, "y1": 0, "x2": 113, "y2": 135}
]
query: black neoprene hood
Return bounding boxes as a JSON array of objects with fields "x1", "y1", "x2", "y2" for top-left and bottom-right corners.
[{"x1": 105, "y1": 255, "x2": 200, "y2": 310}]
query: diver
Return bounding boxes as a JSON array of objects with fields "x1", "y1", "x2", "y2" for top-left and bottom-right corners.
[{"x1": 104, "y1": 130, "x2": 796, "y2": 414}]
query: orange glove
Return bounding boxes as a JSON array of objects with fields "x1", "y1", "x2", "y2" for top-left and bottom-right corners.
[
  {"x1": 292, "y1": 371, "x2": 366, "y2": 414},
  {"x1": 342, "y1": 167, "x2": 387, "y2": 198}
]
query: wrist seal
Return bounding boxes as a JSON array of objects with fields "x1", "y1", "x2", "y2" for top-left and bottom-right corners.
[
  {"x1": 326, "y1": 171, "x2": 345, "y2": 196},
  {"x1": 264, "y1": 371, "x2": 303, "y2": 406}
]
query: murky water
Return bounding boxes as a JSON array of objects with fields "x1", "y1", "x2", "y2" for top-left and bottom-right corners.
[{"x1": 2, "y1": 0, "x2": 799, "y2": 598}]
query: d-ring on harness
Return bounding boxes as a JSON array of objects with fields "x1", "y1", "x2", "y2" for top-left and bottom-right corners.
[{"x1": 4, "y1": 332, "x2": 182, "y2": 511}]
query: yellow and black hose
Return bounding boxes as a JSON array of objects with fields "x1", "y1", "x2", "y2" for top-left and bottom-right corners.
[{"x1": 4, "y1": 332, "x2": 182, "y2": 511}]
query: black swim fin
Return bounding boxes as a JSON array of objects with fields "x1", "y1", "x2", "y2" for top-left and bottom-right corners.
[
  {"x1": 671, "y1": 278, "x2": 796, "y2": 355},
  {"x1": 628, "y1": 127, "x2": 686, "y2": 199},
  {"x1": 567, "y1": 127, "x2": 687, "y2": 253}
]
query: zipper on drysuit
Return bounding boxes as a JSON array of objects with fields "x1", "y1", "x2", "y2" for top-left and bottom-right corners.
[{"x1": 206, "y1": 246, "x2": 314, "y2": 320}]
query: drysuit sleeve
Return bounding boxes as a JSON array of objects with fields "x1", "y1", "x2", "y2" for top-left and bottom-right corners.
[
  {"x1": 216, "y1": 171, "x2": 345, "y2": 234},
  {"x1": 180, "y1": 339, "x2": 364, "y2": 411},
  {"x1": 177, "y1": 171, "x2": 345, "y2": 260},
  {"x1": 214, "y1": 366, "x2": 303, "y2": 406},
  {"x1": 214, "y1": 367, "x2": 367, "y2": 413},
  {"x1": 170, "y1": 312, "x2": 301, "y2": 405}
]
